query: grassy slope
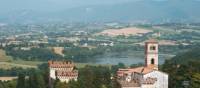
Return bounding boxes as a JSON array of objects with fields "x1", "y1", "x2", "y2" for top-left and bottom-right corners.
[
  {"x1": 0, "y1": 49, "x2": 40, "y2": 69},
  {"x1": 0, "y1": 49, "x2": 12, "y2": 62},
  {"x1": 0, "y1": 49, "x2": 110, "y2": 69}
]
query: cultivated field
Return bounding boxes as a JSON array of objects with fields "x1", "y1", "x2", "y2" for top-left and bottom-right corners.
[
  {"x1": 96, "y1": 27, "x2": 153, "y2": 36},
  {"x1": 0, "y1": 49, "x2": 12, "y2": 62},
  {"x1": 52, "y1": 47, "x2": 65, "y2": 56},
  {"x1": 0, "y1": 62, "x2": 37, "y2": 69}
]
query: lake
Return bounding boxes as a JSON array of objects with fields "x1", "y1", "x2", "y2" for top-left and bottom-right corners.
[{"x1": 91, "y1": 50, "x2": 175, "y2": 65}]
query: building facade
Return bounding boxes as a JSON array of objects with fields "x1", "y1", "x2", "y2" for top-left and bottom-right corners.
[
  {"x1": 48, "y1": 60, "x2": 78, "y2": 83},
  {"x1": 117, "y1": 39, "x2": 168, "y2": 88}
]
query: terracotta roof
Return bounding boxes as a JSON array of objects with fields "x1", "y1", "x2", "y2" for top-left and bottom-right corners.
[
  {"x1": 140, "y1": 65, "x2": 158, "y2": 74},
  {"x1": 117, "y1": 65, "x2": 157, "y2": 76},
  {"x1": 56, "y1": 70, "x2": 78, "y2": 77},
  {"x1": 48, "y1": 60, "x2": 75, "y2": 68}
]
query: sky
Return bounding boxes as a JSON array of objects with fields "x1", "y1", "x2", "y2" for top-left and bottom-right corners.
[
  {"x1": 0, "y1": 0, "x2": 135, "y2": 12},
  {"x1": 0, "y1": 0, "x2": 179, "y2": 12},
  {"x1": 1, "y1": 0, "x2": 200, "y2": 23},
  {"x1": 1, "y1": 0, "x2": 200, "y2": 13}
]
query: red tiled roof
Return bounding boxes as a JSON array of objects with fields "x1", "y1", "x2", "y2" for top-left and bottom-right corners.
[
  {"x1": 56, "y1": 70, "x2": 78, "y2": 77},
  {"x1": 48, "y1": 60, "x2": 75, "y2": 68},
  {"x1": 117, "y1": 65, "x2": 158, "y2": 77}
]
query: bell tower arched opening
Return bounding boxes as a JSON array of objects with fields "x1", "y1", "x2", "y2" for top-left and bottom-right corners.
[
  {"x1": 151, "y1": 58, "x2": 155, "y2": 65},
  {"x1": 150, "y1": 46, "x2": 156, "y2": 50}
]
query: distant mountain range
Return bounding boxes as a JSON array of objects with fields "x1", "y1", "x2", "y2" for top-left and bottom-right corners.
[{"x1": 1, "y1": 0, "x2": 200, "y2": 24}]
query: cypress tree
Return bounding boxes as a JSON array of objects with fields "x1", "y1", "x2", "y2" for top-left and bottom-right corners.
[{"x1": 16, "y1": 73, "x2": 25, "y2": 88}]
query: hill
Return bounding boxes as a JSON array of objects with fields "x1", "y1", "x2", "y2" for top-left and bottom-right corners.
[
  {"x1": 1, "y1": 0, "x2": 200, "y2": 23},
  {"x1": 162, "y1": 47, "x2": 200, "y2": 87},
  {"x1": 171, "y1": 48, "x2": 200, "y2": 64}
]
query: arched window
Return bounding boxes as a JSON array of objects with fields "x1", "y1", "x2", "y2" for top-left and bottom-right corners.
[
  {"x1": 151, "y1": 58, "x2": 155, "y2": 64},
  {"x1": 150, "y1": 46, "x2": 156, "y2": 50}
]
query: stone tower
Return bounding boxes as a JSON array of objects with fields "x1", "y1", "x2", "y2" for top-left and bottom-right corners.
[{"x1": 145, "y1": 39, "x2": 158, "y2": 69}]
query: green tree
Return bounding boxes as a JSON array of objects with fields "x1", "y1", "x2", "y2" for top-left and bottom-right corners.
[
  {"x1": 28, "y1": 72, "x2": 45, "y2": 88},
  {"x1": 111, "y1": 63, "x2": 125, "y2": 74},
  {"x1": 78, "y1": 66, "x2": 95, "y2": 88},
  {"x1": 36, "y1": 74, "x2": 46, "y2": 88},
  {"x1": 111, "y1": 79, "x2": 121, "y2": 88},
  {"x1": 16, "y1": 73, "x2": 25, "y2": 88},
  {"x1": 68, "y1": 80, "x2": 80, "y2": 88},
  {"x1": 191, "y1": 73, "x2": 200, "y2": 88},
  {"x1": 0, "y1": 81, "x2": 6, "y2": 88},
  {"x1": 54, "y1": 81, "x2": 68, "y2": 88},
  {"x1": 6, "y1": 80, "x2": 17, "y2": 88}
]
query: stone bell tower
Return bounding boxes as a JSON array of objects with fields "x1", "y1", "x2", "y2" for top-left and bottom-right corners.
[{"x1": 145, "y1": 39, "x2": 158, "y2": 69}]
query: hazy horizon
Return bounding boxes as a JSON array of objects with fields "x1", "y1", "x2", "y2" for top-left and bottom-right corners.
[{"x1": 1, "y1": 0, "x2": 200, "y2": 23}]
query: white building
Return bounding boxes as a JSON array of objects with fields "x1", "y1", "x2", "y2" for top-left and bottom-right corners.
[
  {"x1": 48, "y1": 60, "x2": 78, "y2": 83},
  {"x1": 117, "y1": 39, "x2": 168, "y2": 88}
]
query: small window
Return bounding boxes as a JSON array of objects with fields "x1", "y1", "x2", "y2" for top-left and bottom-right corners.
[
  {"x1": 150, "y1": 46, "x2": 156, "y2": 50},
  {"x1": 151, "y1": 58, "x2": 155, "y2": 64}
]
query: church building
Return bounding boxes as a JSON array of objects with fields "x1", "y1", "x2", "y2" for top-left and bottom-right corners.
[{"x1": 117, "y1": 39, "x2": 168, "y2": 88}]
